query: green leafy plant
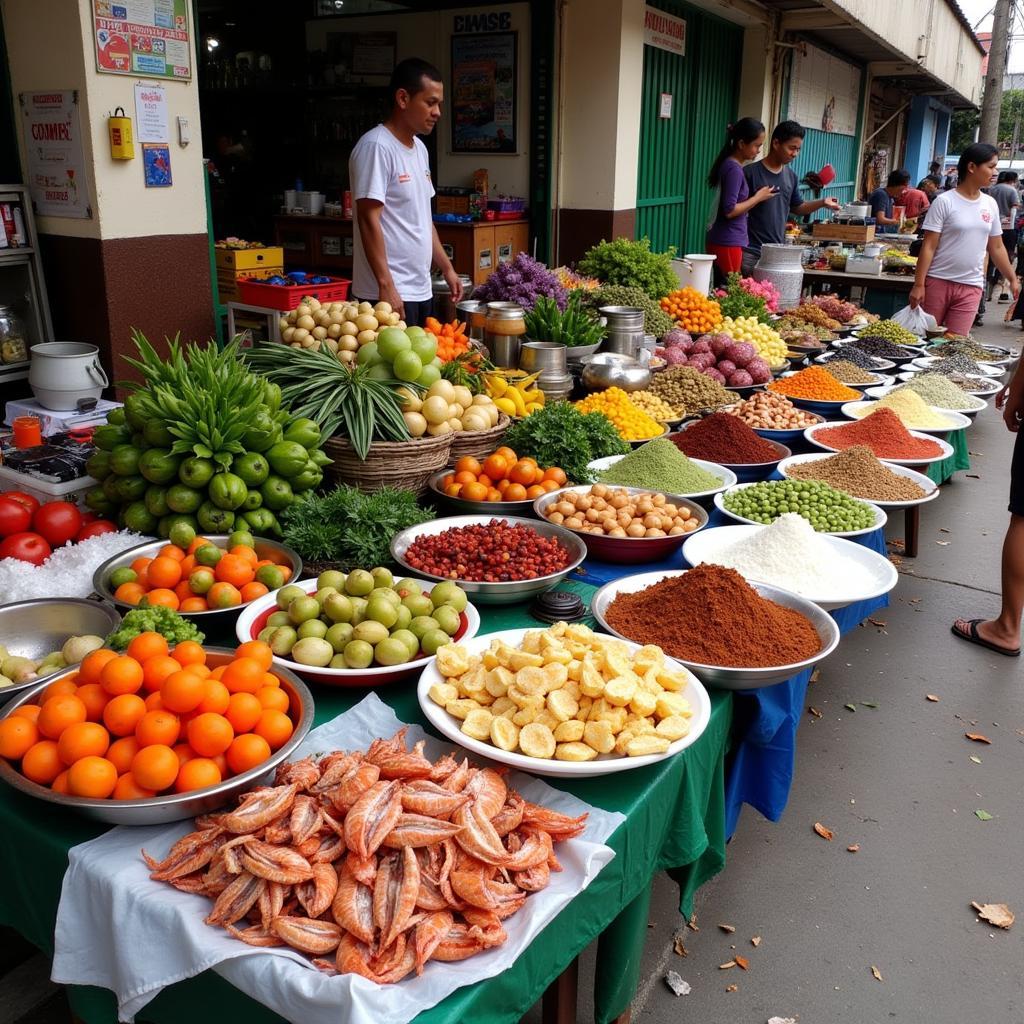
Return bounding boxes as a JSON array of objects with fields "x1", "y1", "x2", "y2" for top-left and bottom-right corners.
[
  {"x1": 439, "y1": 351, "x2": 493, "y2": 395},
  {"x1": 246, "y1": 345, "x2": 410, "y2": 458},
  {"x1": 281, "y1": 485, "x2": 435, "y2": 566},
  {"x1": 714, "y1": 273, "x2": 771, "y2": 323},
  {"x1": 503, "y1": 403, "x2": 628, "y2": 483},
  {"x1": 578, "y1": 237, "x2": 678, "y2": 299},
  {"x1": 525, "y1": 292, "x2": 606, "y2": 347}
]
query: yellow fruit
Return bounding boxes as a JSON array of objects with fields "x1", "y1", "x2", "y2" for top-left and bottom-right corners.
[{"x1": 495, "y1": 397, "x2": 518, "y2": 417}]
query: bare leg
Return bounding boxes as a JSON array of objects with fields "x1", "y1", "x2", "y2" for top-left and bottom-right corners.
[{"x1": 955, "y1": 514, "x2": 1024, "y2": 650}]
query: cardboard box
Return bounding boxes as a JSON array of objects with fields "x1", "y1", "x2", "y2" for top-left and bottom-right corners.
[
  {"x1": 812, "y1": 222, "x2": 876, "y2": 243},
  {"x1": 214, "y1": 246, "x2": 285, "y2": 272}
]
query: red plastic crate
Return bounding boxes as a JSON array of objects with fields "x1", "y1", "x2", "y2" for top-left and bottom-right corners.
[{"x1": 237, "y1": 276, "x2": 351, "y2": 311}]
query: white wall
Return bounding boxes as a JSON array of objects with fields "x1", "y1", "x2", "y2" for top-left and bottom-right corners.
[
  {"x1": 2, "y1": 0, "x2": 207, "y2": 240},
  {"x1": 306, "y1": 4, "x2": 532, "y2": 198}
]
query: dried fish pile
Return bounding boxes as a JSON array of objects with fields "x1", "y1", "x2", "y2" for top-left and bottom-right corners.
[{"x1": 142, "y1": 728, "x2": 586, "y2": 983}]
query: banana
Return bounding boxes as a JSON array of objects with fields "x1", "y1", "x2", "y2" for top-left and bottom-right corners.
[{"x1": 509, "y1": 386, "x2": 527, "y2": 417}]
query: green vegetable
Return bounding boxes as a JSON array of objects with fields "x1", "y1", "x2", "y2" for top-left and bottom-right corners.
[
  {"x1": 525, "y1": 292, "x2": 605, "y2": 348},
  {"x1": 503, "y1": 403, "x2": 629, "y2": 484},
  {"x1": 281, "y1": 485, "x2": 435, "y2": 567},
  {"x1": 722, "y1": 479, "x2": 876, "y2": 532},
  {"x1": 577, "y1": 237, "x2": 678, "y2": 299},
  {"x1": 586, "y1": 285, "x2": 676, "y2": 337},
  {"x1": 283, "y1": 418, "x2": 322, "y2": 450},
  {"x1": 716, "y1": 272, "x2": 771, "y2": 323},
  {"x1": 104, "y1": 606, "x2": 205, "y2": 652}
]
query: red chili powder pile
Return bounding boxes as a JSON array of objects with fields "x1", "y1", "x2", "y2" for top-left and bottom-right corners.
[
  {"x1": 814, "y1": 408, "x2": 943, "y2": 460},
  {"x1": 604, "y1": 564, "x2": 822, "y2": 667},
  {"x1": 671, "y1": 412, "x2": 781, "y2": 464}
]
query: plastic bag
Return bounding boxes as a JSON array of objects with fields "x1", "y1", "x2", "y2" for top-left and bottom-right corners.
[{"x1": 891, "y1": 304, "x2": 936, "y2": 335}]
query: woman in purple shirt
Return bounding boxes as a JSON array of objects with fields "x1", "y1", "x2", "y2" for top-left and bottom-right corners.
[{"x1": 706, "y1": 118, "x2": 776, "y2": 285}]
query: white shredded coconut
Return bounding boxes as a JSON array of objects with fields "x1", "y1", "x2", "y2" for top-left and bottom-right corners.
[
  {"x1": 697, "y1": 513, "x2": 875, "y2": 598},
  {"x1": 0, "y1": 532, "x2": 151, "y2": 603}
]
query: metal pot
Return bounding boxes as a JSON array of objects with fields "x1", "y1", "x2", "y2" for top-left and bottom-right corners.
[
  {"x1": 519, "y1": 341, "x2": 568, "y2": 378},
  {"x1": 432, "y1": 274, "x2": 474, "y2": 325},
  {"x1": 581, "y1": 353, "x2": 651, "y2": 393},
  {"x1": 598, "y1": 306, "x2": 645, "y2": 358}
]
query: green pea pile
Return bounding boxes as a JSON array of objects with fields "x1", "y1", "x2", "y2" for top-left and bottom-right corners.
[{"x1": 723, "y1": 480, "x2": 877, "y2": 533}]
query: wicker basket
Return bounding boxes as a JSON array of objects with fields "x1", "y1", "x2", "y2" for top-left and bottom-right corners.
[
  {"x1": 323, "y1": 433, "x2": 455, "y2": 496},
  {"x1": 446, "y1": 414, "x2": 512, "y2": 468}
]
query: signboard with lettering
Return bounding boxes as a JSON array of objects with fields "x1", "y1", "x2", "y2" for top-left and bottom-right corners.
[
  {"x1": 451, "y1": 31, "x2": 517, "y2": 153},
  {"x1": 20, "y1": 91, "x2": 92, "y2": 218},
  {"x1": 93, "y1": 0, "x2": 192, "y2": 81},
  {"x1": 643, "y1": 6, "x2": 686, "y2": 56}
]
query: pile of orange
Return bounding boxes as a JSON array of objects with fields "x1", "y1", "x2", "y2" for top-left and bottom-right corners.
[
  {"x1": 659, "y1": 287, "x2": 723, "y2": 335},
  {"x1": 0, "y1": 636, "x2": 295, "y2": 801},
  {"x1": 439, "y1": 449, "x2": 568, "y2": 503},
  {"x1": 111, "y1": 537, "x2": 293, "y2": 612}
]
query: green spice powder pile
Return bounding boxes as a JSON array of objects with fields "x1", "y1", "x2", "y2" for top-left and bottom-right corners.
[{"x1": 597, "y1": 438, "x2": 723, "y2": 494}]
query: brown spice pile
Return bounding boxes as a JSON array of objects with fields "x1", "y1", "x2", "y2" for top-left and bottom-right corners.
[
  {"x1": 786, "y1": 445, "x2": 927, "y2": 502},
  {"x1": 604, "y1": 564, "x2": 822, "y2": 668}
]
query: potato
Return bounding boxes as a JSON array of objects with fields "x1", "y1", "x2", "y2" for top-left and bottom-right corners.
[
  {"x1": 296, "y1": 314, "x2": 315, "y2": 331},
  {"x1": 312, "y1": 326, "x2": 328, "y2": 340},
  {"x1": 357, "y1": 329, "x2": 377, "y2": 346},
  {"x1": 340, "y1": 321, "x2": 359, "y2": 337},
  {"x1": 355, "y1": 313, "x2": 379, "y2": 332}
]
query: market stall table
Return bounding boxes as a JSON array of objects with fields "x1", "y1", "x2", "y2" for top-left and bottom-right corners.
[
  {"x1": 800, "y1": 268, "x2": 914, "y2": 319},
  {"x1": 0, "y1": 581, "x2": 731, "y2": 1024}
]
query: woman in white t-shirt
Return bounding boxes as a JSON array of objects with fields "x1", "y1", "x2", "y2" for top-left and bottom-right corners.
[{"x1": 910, "y1": 143, "x2": 1020, "y2": 336}]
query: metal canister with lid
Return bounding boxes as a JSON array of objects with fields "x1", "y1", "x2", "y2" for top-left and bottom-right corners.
[
  {"x1": 598, "y1": 306, "x2": 645, "y2": 357},
  {"x1": 484, "y1": 301, "x2": 526, "y2": 367},
  {"x1": 456, "y1": 299, "x2": 486, "y2": 342},
  {"x1": 431, "y1": 274, "x2": 474, "y2": 325}
]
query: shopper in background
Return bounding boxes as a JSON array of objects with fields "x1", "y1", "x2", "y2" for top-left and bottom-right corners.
[
  {"x1": 867, "y1": 169, "x2": 909, "y2": 233},
  {"x1": 899, "y1": 176, "x2": 931, "y2": 221},
  {"x1": 909, "y1": 143, "x2": 1018, "y2": 336},
  {"x1": 952, "y1": 356, "x2": 1024, "y2": 657},
  {"x1": 350, "y1": 57, "x2": 463, "y2": 326},
  {"x1": 705, "y1": 118, "x2": 776, "y2": 287},
  {"x1": 987, "y1": 170, "x2": 1020, "y2": 302},
  {"x1": 741, "y1": 120, "x2": 840, "y2": 275}
]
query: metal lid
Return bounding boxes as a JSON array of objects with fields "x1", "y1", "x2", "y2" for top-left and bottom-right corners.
[
  {"x1": 485, "y1": 301, "x2": 525, "y2": 319},
  {"x1": 456, "y1": 299, "x2": 484, "y2": 311},
  {"x1": 530, "y1": 589, "x2": 587, "y2": 623}
]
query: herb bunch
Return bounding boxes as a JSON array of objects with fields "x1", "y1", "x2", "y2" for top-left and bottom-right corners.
[
  {"x1": 586, "y1": 285, "x2": 676, "y2": 337},
  {"x1": 525, "y1": 292, "x2": 606, "y2": 347},
  {"x1": 504, "y1": 403, "x2": 628, "y2": 483},
  {"x1": 281, "y1": 485, "x2": 435, "y2": 566},
  {"x1": 577, "y1": 237, "x2": 678, "y2": 299}
]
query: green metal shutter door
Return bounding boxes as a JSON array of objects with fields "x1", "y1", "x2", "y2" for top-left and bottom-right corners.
[
  {"x1": 636, "y1": 2, "x2": 742, "y2": 255},
  {"x1": 790, "y1": 128, "x2": 858, "y2": 216}
]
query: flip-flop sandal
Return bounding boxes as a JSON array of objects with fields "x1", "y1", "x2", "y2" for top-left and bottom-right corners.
[{"x1": 951, "y1": 619, "x2": 1021, "y2": 657}]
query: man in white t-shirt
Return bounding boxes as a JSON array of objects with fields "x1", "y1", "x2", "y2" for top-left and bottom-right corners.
[{"x1": 350, "y1": 58, "x2": 462, "y2": 326}]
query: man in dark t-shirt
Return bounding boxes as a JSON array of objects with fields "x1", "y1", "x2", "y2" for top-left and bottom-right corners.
[
  {"x1": 742, "y1": 121, "x2": 840, "y2": 274},
  {"x1": 868, "y1": 169, "x2": 909, "y2": 234}
]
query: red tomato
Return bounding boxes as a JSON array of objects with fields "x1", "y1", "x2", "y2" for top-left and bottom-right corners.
[
  {"x1": 78, "y1": 512, "x2": 100, "y2": 526},
  {"x1": 0, "y1": 496, "x2": 32, "y2": 537},
  {"x1": 0, "y1": 531, "x2": 52, "y2": 565},
  {"x1": 76, "y1": 520, "x2": 117, "y2": 541},
  {"x1": 32, "y1": 501, "x2": 83, "y2": 547},
  {"x1": 3, "y1": 491, "x2": 40, "y2": 516}
]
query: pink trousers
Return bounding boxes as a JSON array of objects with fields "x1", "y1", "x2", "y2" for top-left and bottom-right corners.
[{"x1": 920, "y1": 276, "x2": 983, "y2": 336}]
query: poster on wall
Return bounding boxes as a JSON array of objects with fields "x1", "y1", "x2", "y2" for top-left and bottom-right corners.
[
  {"x1": 93, "y1": 0, "x2": 192, "y2": 81},
  {"x1": 451, "y1": 32, "x2": 517, "y2": 154},
  {"x1": 142, "y1": 144, "x2": 172, "y2": 187},
  {"x1": 19, "y1": 91, "x2": 92, "y2": 218},
  {"x1": 134, "y1": 82, "x2": 168, "y2": 143},
  {"x1": 788, "y1": 44, "x2": 859, "y2": 137}
]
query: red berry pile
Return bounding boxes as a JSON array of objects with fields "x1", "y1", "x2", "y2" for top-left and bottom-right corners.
[{"x1": 403, "y1": 520, "x2": 573, "y2": 582}]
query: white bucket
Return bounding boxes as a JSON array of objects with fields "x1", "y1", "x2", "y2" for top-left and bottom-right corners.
[
  {"x1": 671, "y1": 254, "x2": 717, "y2": 295},
  {"x1": 28, "y1": 342, "x2": 109, "y2": 411}
]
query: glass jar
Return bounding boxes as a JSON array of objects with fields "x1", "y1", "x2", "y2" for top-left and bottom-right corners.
[
  {"x1": 0, "y1": 306, "x2": 28, "y2": 364},
  {"x1": 483, "y1": 302, "x2": 526, "y2": 367}
]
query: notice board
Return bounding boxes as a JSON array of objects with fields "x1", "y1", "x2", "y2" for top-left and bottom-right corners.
[{"x1": 93, "y1": 0, "x2": 192, "y2": 80}]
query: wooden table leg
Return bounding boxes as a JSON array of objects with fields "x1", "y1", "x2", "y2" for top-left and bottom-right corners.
[
  {"x1": 541, "y1": 956, "x2": 579, "y2": 1024},
  {"x1": 903, "y1": 505, "x2": 921, "y2": 558}
]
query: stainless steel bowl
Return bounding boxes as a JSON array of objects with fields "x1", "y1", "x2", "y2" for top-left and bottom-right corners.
[
  {"x1": 0, "y1": 600, "x2": 122, "y2": 703},
  {"x1": 533, "y1": 485, "x2": 708, "y2": 564},
  {"x1": 390, "y1": 514, "x2": 587, "y2": 605},
  {"x1": 0, "y1": 649, "x2": 315, "y2": 825},
  {"x1": 581, "y1": 353, "x2": 652, "y2": 393},
  {"x1": 93, "y1": 535, "x2": 304, "y2": 628},
  {"x1": 427, "y1": 469, "x2": 536, "y2": 517},
  {"x1": 591, "y1": 571, "x2": 841, "y2": 689}
]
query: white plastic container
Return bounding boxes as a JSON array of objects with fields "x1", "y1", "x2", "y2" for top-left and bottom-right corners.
[
  {"x1": 0, "y1": 464, "x2": 97, "y2": 505},
  {"x1": 671, "y1": 254, "x2": 717, "y2": 295},
  {"x1": 28, "y1": 342, "x2": 109, "y2": 411}
]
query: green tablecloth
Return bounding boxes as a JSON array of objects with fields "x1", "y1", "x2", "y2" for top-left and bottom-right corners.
[
  {"x1": 925, "y1": 427, "x2": 970, "y2": 485},
  {"x1": 0, "y1": 580, "x2": 732, "y2": 1024}
]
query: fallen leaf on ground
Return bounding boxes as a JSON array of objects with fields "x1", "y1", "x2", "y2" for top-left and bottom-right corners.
[
  {"x1": 968, "y1": 451, "x2": 983, "y2": 456},
  {"x1": 847, "y1": 843, "x2": 860, "y2": 853},
  {"x1": 970, "y1": 755, "x2": 982, "y2": 764},
  {"x1": 718, "y1": 923, "x2": 736, "y2": 933},
  {"x1": 936, "y1": 541, "x2": 950, "y2": 546},
  {"x1": 664, "y1": 970, "x2": 691, "y2": 996},
  {"x1": 844, "y1": 703, "x2": 857, "y2": 712},
  {"x1": 871, "y1": 965, "x2": 883, "y2": 982},
  {"x1": 808, "y1": 706, "x2": 823, "y2": 718},
  {"x1": 813, "y1": 822, "x2": 835, "y2": 840},
  {"x1": 751, "y1": 935, "x2": 762, "y2": 947},
  {"x1": 939, "y1": 528, "x2": 950, "y2": 533},
  {"x1": 687, "y1": 913, "x2": 699, "y2": 932},
  {"x1": 719, "y1": 961, "x2": 736, "y2": 970},
  {"x1": 768, "y1": 1018, "x2": 798, "y2": 1024},
  {"x1": 975, "y1": 809, "x2": 994, "y2": 820},
  {"x1": 725, "y1": 983, "x2": 738, "y2": 992},
  {"x1": 972, "y1": 902, "x2": 1014, "y2": 929},
  {"x1": 810, "y1": 668, "x2": 821, "y2": 684},
  {"x1": 673, "y1": 933, "x2": 688, "y2": 957},
  {"x1": 868, "y1": 618, "x2": 887, "y2": 627},
  {"x1": 926, "y1": 694, "x2": 940, "y2": 702},
  {"x1": 735, "y1": 955, "x2": 750, "y2": 970},
  {"x1": 966, "y1": 733, "x2": 992, "y2": 744},
  {"x1": 861, "y1": 701, "x2": 879, "y2": 709}
]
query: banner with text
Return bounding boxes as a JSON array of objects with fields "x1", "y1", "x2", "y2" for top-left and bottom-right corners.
[{"x1": 20, "y1": 91, "x2": 92, "y2": 218}]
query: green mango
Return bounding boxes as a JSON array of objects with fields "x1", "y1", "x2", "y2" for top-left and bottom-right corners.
[
  {"x1": 92, "y1": 424, "x2": 132, "y2": 451},
  {"x1": 138, "y1": 448, "x2": 181, "y2": 485},
  {"x1": 110, "y1": 444, "x2": 142, "y2": 477},
  {"x1": 85, "y1": 450, "x2": 112, "y2": 481},
  {"x1": 208, "y1": 472, "x2": 247, "y2": 511},
  {"x1": 144, "y1": 485, "x2": 170, "y2": 518}
]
